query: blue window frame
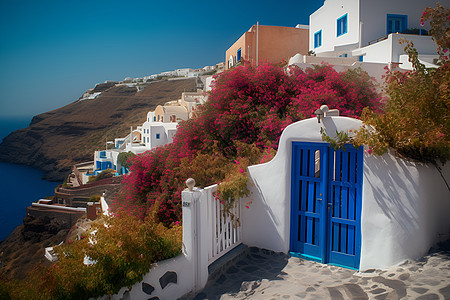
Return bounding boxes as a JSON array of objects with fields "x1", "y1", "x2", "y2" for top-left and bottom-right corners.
[
  {"x1": 237, "y1": 48, "x2": 242, "y2": 62},
  {"x1": 156, "y1": 133, "x2": 160, "y2": 139},
  {"x1": 359, "y1": 55, "x2": 363, "y2": 62},
  {"x1": 387, "y1": 14, "x2": 407, "y2": 34},
  {"x1": 314, "y1": 30, "x2": 322, "y2": 48},
  {"x1": 337, "y1": 14, "x2": 348, "y2": 37}
]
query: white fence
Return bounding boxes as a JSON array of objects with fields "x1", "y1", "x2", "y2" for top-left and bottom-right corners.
[
  {"x1": 106, "y1": 183, "x2": 243, "y2": 299},
  {"x1": 205, "y1": 184, "x2": 242, "y2": 264}
]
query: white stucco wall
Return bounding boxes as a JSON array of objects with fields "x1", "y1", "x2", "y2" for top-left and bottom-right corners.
[
  {"x1": 353, "y1": 33, "x2": 437, "y2": 65},
  {"x1": 243, "y1": 116, "x2": 450, "y2": 270},
  {"x1": 244, "y1": 116, "x2": 362, "y2": 253},
  {"x1": 360, "y1": 151, "x2": 450, "y2": 269},
  {"x1": 310, "y1": 0, "x2": 361, "y2": 54},
  {"x1": 310, "y1": 0, "x2": 437, "y2": 56},
  {"x1": 360, "y1": 0, "x2": 436, "y2": 47}
]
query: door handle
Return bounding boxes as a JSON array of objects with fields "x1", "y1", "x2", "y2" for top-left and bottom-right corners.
[{"x1": 316, "y1": 198, "x2": 322, "y2": 201}]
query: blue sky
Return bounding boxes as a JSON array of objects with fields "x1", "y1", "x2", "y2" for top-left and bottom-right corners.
[{"x1": 0, "y1": 0, "x2": 323, "y2": 118}]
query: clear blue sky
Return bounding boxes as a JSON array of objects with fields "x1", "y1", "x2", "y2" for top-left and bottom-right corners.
[{"x1": 0, "y1": 0, "x2": 323, "y2": 118}]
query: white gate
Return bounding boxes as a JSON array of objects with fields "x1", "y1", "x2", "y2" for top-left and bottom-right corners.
[{"x1": 203, "y1": 184, "x2": 242, "y2": 265}]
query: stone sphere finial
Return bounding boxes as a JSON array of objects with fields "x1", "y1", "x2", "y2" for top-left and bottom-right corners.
[{"x1": 186, "y1": 178, "x2": 196, "y2": 191}]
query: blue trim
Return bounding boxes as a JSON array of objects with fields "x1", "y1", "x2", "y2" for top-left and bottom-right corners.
[
  {"x1": 337, "y1": 13, "x2": 348, "y2": 37},
  {"x1": 289, "y1": 252, "x2": 322, "y2": 263},
  {"x1": 359, "y1": 55, "x2": 363, "y2": 62},
  {"x1": 156, "y1": 133, "x2": 160, "y2": 139},
  {"x1": 328, "y1": 263, "x2": 358, "y2": 271},
  {"x1": 387, "y1": 14, "x2": 408, "y2": 34},
  {"x1": 314, "y1": 30, "x2": 322, "y2": 48},
  {"x1": 237, "y1": 48, "x2": 242, "y2": 61}
]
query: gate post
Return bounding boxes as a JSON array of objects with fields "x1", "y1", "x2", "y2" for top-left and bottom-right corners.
[{"x1": 181, "y1": 181, "x2": 209, "y2": 293}]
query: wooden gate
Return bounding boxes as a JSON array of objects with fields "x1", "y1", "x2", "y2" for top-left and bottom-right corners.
[{"x1": 290, "y1": 142, "x2": 363, "y2": 269}]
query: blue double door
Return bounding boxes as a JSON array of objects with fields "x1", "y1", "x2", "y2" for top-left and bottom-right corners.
[{"x1": 290, "y1": 142, "x2": 363, "y2": 269}]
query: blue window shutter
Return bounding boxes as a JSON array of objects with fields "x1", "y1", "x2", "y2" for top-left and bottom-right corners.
[
  {"x1": 337, "y1": 14, "x2": 348, "y2": 37},
  {"x1": 387, "y1": 14, "x2": 408, "y2": 34},
  {"x1": 359, "y1": 55, "x2": 363, "y2": 62},
  {"x1": 237, "y1": 48, "x2": 242, "y2": 61},
  {"x1": 314, "y1": 30, "x2": 322, "y2": 48}
]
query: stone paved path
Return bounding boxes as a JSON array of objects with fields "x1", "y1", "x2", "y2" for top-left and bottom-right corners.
[{"x1": 190, "y1": 245, "x2": 450, "y2": 299}]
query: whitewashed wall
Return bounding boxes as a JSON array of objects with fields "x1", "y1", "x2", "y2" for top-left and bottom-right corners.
[
  {"x1": 309, "y1": 0, "x2": 361, "y2": 54},
  {"x1": 244, "y1": 116, "x2": 450, "y2": 270},
  {"x1": 360, "y1": 151, "x2": 450, "y2": 269},
  {"x1": 353, "y1": 34, "x2": 437, "y2": 66},
  {"x1": 360, "y1": 0, "x2": 436, "y2": 47},
  {"x1": 244, "y1": 117, "x2": 362, "y2": 253},
  {"x1": 310, "y1": 0, "x2": 437, "y2": 55}
]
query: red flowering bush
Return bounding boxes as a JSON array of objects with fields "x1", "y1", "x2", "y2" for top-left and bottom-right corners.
[{"x1": 114, "y1": 62, "x2": 381, "y2": 225}]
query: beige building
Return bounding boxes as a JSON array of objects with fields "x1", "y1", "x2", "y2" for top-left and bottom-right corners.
[
  {"x1": 154, "y1": 105, "x2": 188, "y2": 123},
  {"x1": 226, "y1": 24, "x2": 309, "y2": 69}
]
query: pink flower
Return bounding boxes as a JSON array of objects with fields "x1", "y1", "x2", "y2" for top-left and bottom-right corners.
[
  {"x1": 245, "y1": 205, "x2": 250, "y2": 209},
  {"x1": 239, "y1": 168, "x2": 244, "y2": 173}
]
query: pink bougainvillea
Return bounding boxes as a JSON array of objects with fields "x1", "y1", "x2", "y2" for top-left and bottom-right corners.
[{"x1": 112, "y1": 62, "x2": 381, "y2": 225}]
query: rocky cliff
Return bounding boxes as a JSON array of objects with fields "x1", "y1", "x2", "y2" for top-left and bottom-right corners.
[{"x1": 0, "y1": 79, "x2": 196, "y2": 181}]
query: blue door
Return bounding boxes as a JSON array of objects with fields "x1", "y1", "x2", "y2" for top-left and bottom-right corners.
[{"x1": 290, "y1": 142, "x2": 363, "y2": 269}]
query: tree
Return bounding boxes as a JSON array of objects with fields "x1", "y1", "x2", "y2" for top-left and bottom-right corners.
[
  {"x1": 354, "y1": 3, "x2": 449, "y2": 165},
  {"x1": 117, "y1": 151, "x2": 136, "y2": 169}
]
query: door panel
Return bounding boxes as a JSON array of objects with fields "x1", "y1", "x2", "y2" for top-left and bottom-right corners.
[{"x1": 291, "y1": 142, "x2": 363, "y2": 269}]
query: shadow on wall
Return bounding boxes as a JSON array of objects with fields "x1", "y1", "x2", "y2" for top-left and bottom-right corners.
[
  {"x1": 241, "y1": 180, "x2": 286, "y2": 251},
  {"x1": 362, "y1": 150, "x2": 450, "y2": 268}
]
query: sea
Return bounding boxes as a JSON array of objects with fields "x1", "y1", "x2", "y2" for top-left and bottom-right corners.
[{"x1": 0, "y1": 116, "x2": 58, "y2": 241}]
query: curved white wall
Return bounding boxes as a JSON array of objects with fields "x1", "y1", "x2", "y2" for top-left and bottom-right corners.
[
  {"x1": 361, "y1": 151, "x2": 450, "y2": 269},
  {"x1": 243, "y1": 116, "x2": 450, "y2": 270},
  {"x1": 244, "y1": 116, "x2": 362, "y2": 253}
]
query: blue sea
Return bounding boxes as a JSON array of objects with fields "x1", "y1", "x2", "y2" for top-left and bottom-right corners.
[{"x1": 0, "y1": 116, "x2": 58, "y2": 241}]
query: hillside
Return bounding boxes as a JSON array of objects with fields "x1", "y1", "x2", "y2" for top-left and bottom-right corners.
[{"x1": 0, "y1": 79, "x2": 196, "y2": 181}]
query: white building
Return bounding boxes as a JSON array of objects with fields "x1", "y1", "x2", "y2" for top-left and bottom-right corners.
[
  {"x1": 180, "y1": 90, "x2": 206, "y2": 117},
  {"x1": 175, "y1": 68, "x2": 194, "y2": 77},
  {"x1": 141, "y1": 111, "x2": 179, "y2": 149},
  {"x1": 309, "y1": 0, "x2": 439, "y2": 68}
]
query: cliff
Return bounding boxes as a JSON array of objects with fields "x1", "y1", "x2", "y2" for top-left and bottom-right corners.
[{"x1": 0, "y1": 79, "x2": 196, "y2": 181}]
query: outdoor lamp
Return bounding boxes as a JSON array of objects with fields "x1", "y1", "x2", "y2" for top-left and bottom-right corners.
[{"x1": 314, "y1": 105, "x2": 329, "y2": 123}]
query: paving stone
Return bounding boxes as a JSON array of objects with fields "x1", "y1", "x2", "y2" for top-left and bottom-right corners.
[
  {"x1": 398, "y1": 273, "x2": 410, "y2": 281},
  {"x1": 226, "y1": 266, "x2": 239, "y2": 274},
  {"x1": 188, "y1": 246, "x2": 450, "y2": 300},
  {"x1": 243, "y1": 266, "x2": 259, "y2": 273},
  {"x1": 372, "y1": 276, "x2": 406, "y2": 298},
  {"x1": 374, "y1": 293, "x2": 388, "y2": 300},
  {"x1": 371, "y1": 288, "x2": 386, "y2": 294},
  {"x1": 412, "y1": 287, "x2": 428, "y2": 294},
  {"x1": 327, "y1": 287, "x2": 344, "y2": 300},
  {"x1": 344, "y1": 284, "x2": 369, "y2": 299},
  {"x1": 439, "y1": 284, "x2": 450, "y2": 298},
  {"x1": 215, "y1": 275, "x2": 226, "y2": 284},
  {"x1": 416, "y1": 294, "x2": 440, "y2": 300}
]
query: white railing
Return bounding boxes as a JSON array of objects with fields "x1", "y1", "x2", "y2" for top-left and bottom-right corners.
[{"x1": 204, "y1": 184, "x2": 242, "y2": 265}]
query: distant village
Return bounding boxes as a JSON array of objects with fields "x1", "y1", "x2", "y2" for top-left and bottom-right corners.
[
  {"x1": 70, "y1": 62, "x2": 226, "y2": 186},
  {"x1": 24, "y1": 0, "x2": 442, "y2": 267}
]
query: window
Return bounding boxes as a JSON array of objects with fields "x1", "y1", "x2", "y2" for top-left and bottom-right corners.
[
  {"x1": 359, "y1": 55, "x2": 363, "y2": 62},
  {"x1": 314, "y1": 30, "x2": 322, "y2": 48},
  {"x1": 387, "y1": 14, "x2": 407, "y2": 34},
  {"x1": 237, "y1": 48, "x2": 242, "y2": 62},
  {"x1": 153, "y1": 116, "x2": 156, "y2": 121},
  {"x1": 337, "y1": 13, "x2": 348, "y2": 37},
  {"x1": 156, "y1": 133, "x2": 160, "y2": 139}
]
